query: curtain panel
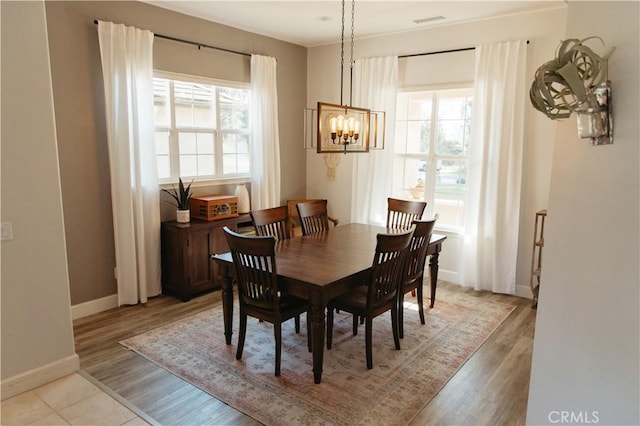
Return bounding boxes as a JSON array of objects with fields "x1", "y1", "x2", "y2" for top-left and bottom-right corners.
[
  {"x1": 250, "y1": 54, "x2": 281, "y2": 210},
  {"x1": 97, "y1": 21, "x2": 161, "y2": 305},
  {"x1": 460, "y1": 40, "x2": 528, "y2": 294},
  {"x1": 351, "y1": 56, "x2": 399, "y2": 225}
]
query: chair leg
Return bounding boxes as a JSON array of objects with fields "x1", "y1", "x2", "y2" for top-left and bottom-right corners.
[
  {"x1": 306, "y1": 312, "x2": 312, "y2": 352},
  {"x1": 417, "y1": 282, "x2": 425, "y2": 325},
  {"x1": 398, "y1": 291, "x2": 405, "y2": 339},
  {"x1": 274, "y1": 322, "x2": 282, "y2": 376},
  {"x1": 236, "y1": 312, "x2": 247, "y2": 360},
  {"x1": 352, "y1": 314, "x2": 358, "y2": 336},
  {"x1": 327, "y1": 307, "x2": 334, "y2": 349},
  {"x1": 295, "y1": 315, "x2": 301, "y2": 334},
  {"x1": 365, "y1": 317, "x2": 373, "y2": 369},
  {"x1": 391, "y1": 306, "x2": 401, "y2": 351}
]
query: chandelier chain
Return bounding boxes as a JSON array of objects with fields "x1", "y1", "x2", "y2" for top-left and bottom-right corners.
[
  {"x1": 350, "y1": 0, "x2": 355, "y2": 106},
  {"x1": 340, "y1": 0, "x2": 345, "y2": 105},
  {"x1": 350, "y1": 0, "x2": 355, "y2": 69}
]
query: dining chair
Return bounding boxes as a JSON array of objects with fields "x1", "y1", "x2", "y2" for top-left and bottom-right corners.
[
  {"x1": 223, "y1": 227, "x2": 311, "y2": 376},
  {"x1": 398, "y1": 214, "x2": 438, "y2": 339},
  {"x1": 386, "y1": 197, "x2": 427, "y2": 229},
  {"x1": 326, "y1": 229, "x2": 414, "y2": 369},
  {"x1": 250, "y1": 205, "x2": 291, "y2": 241},
  {"x1": 250, "y1": 205, "x2": 303, "y2": 331},
  {"x1": 296, "y1": 199, "x2": 334, "y2": 235},
  {"x1": 287, "y1": 199, "x2": 338, "y2": 237}
]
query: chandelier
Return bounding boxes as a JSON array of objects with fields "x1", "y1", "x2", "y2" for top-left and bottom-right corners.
[{"x1": 313, "y1": 0, "x2": 383, "y2": 154}]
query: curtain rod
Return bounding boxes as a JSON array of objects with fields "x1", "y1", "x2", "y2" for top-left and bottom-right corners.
[
  {"x1": 399, "y1": 40, "x2": 530, "y2": 59},
  {"x1": 93, "y1": 20, "x2": 251, "y2": 58}
]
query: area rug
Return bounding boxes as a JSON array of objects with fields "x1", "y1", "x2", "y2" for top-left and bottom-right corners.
[{"x1": 120, "y1": 287, "x2": 515, "y2": 425}]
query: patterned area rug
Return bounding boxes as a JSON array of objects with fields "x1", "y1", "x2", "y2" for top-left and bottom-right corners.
[{"x1": 121, "y1": 287, "x2": 515, "y2": 425}]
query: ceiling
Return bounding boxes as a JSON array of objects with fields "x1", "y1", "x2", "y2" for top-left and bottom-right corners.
[{"x1": 146, "y1": 0, "x2": 566, "y2": 48}]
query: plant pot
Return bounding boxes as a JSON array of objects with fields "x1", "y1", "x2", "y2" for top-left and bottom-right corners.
[{"x1": 176, "y1": 209, "x2": 190, "y2": 223}]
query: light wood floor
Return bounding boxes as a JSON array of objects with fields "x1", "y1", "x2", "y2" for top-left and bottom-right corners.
[{"x1": 73, "y1": 281, "x2": 536, "y2": 425}]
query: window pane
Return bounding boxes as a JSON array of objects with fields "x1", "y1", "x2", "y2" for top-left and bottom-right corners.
[
  {"x1": 220, "y1": 105, "x2": 249, "y2": 129},
  {"x1": 153, "y1": 78, "x2": 170, "y2": 127},
  {"x1": 157, "y1": 156, "x2": 170, "y2": 179},
  {"x1": 394, "y1": 158, "x2": 427, "y2": 201},
  {"x1": 407, "y1": 92, "x2": 433, "y2": 120},
  {"x1": 222, "y1": 133, "x2": 250, "y2": 174},
  {"x1": 434, "y1": 159, "x2": 466, "y2": 228},
  {"x1": 220, "y1": 87, "x2": 249, "y2": 129},
  {"x1": 406, "y1": 121, "x2": 430, "y2": 154},
  {"x1": 174, "y1": 81, "x2": 215, "y2": 128},
  {"x1": 179, "y1": 132, "x2": 197, "y2": 154},
  {"x1": 155, "y1": 131, "x2": 170, "y2": 155},
  {"x1": 197, "y1": 154, "x2": 214, "y2": 176},
  {"x1": 196, "y1": 133, "x2": 214, "y2": 154},
  {"x1": 180, "y1": 155, "x2": 198, "y2": 177},
  {"x1": 436, "y1": 119, "x2": 466, "y2": 156},
  {"x1": 222, "y1": 133, "x2": 249, "y2": 155}
]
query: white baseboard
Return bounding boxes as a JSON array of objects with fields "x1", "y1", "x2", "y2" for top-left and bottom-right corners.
[
  {"x1": 71, "y1": 294, "x2": 118, "y2": 320},
  {"x1": 436, "y1": 269, "x2": 457, "y2": 284},
  {"x1": 516, "y1": 284, "x2": 533, "y2": 299},
  {"x1": 1, "y1": 354, "x2": 80, "y2": 400}
]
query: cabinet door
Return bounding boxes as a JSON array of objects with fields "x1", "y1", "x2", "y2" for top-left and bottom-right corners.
[
  {"x1": 209, "y1": 223, "x2": 235, "y2": 285},
  {"x1": 188, "y1": 229, "x2": 216, "y2": 293}
]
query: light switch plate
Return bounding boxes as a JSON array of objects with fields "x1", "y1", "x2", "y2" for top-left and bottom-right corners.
[{"x1": 1, "y1": 222, "x2": 13, "y2": 241}]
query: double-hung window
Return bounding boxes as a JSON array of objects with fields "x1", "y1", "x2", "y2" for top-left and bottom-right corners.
[
  {"x1": 153, "y1": 73, "x2": 251, "y2": 183},
  {"x1": 392, "y1": 86, "x2": 473, "y2": 231}
]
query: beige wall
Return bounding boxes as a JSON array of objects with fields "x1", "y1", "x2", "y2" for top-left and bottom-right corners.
[
  {"x1": 1, "y1": 0, "x2": 78, "y2": 391},
  {"x1": 527, "y1": 2, "x2": 639, "y2": 424},
  {"x1": 44, "y1": 1, "x2": 307, "y2": 305},
  {"x1": 306, "y1": 7, "x2": 567, "y2": 296}
]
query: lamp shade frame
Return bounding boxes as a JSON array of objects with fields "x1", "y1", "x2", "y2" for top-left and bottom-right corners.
[{"x1": 317, "y1": 102, "x2": 371, "y2": 154}]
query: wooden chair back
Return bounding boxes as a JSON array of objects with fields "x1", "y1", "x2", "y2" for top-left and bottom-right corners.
[
  {"x1": 250, "y1": 205, "x2": 291, "y2": 241},
  {"x1": 386, "y1": 197, "x2": 427, "y2": 229},
  {"x1": 405, "y1": 215, "x2": 438, "y2": 286},
  {"x1": 223, "y1": 227, "x2": 280, "y2": 311},
  {"x1": 367, "y1": 229, "x2": 414, "y2": 309},
  {"x1": 296, "y1": 200, "x2": 331, "y2": 235},
  {"x1": 287, "y1": 199, "x2": 338, "y2": 236}
]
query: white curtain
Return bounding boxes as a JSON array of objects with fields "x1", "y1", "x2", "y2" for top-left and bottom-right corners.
[
  {"x1": 250, "y1": 54, "x2": 281, "y2": 210},
  {"x1": 97, "y1": 21, "x2": 161, "y2": 305},
  {"x1": 459, "y1": 40, "x2": 527, "y2": 294},
  {"x1": 351, "y1": 56, "x2": 398, "y2": 225}
]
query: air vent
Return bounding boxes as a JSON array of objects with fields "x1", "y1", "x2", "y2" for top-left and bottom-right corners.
[{"x1": 413, "y1": 16, "x2": 446, "y2": 24}]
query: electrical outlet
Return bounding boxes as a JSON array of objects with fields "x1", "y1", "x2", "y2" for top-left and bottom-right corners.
[{"x1": 1, "y1": 222, "x2": 13, "y2": 241}]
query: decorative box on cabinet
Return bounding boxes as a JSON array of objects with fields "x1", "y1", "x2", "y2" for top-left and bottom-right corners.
[{"x1": 161, "y1": 214, "x2": 250, "y2": 301}]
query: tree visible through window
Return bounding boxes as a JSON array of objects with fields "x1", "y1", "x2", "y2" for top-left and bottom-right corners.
[
  {"x1": 153, "y1": 73, "x2": 251, "y2": 182},
  {"x1": 392, "y1": 87, "x2": 473, "y2": 230}
]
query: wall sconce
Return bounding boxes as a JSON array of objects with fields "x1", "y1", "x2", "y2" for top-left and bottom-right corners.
[
  {"x1": 530, "y1": 37, "x2": 615, "y2": 146},
  {"x1": 575, "y1": 81, "x2": 612, "y2": 145}
]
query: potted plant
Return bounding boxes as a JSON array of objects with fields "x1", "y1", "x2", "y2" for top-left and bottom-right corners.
[{"x1": 162, "y1": 178, "x2": 193, "y2": 223}]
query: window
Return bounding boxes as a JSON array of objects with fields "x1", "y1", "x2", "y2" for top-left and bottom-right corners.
[
  {"x1": 153, "y1": 73, "x2": 250, "y2": 182},
  {"x1": 392, "y1": 87, "x2": 473, "y2": 231}
]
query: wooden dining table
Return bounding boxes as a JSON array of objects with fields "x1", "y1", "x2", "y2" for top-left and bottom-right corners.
[{"x1": 212, "y1": 223, "x2": 447, "y2": 384}]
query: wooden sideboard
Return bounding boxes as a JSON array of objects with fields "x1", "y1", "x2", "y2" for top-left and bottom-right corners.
[{"x1": 161, "y1": 214, "x2": 250, "y2": 301}]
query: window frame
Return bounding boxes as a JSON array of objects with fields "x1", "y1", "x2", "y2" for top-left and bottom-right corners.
[
  {"x1": 394, "y1": 82, "x2": 474, "y2": 234},
  {"x1": 153, "y1": 71, "x2": 251, "y2": 186}
]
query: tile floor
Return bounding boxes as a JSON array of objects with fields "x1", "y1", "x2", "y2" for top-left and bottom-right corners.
[{"x1": 1, "y1": 373, "x2": 152, "y2": 426}]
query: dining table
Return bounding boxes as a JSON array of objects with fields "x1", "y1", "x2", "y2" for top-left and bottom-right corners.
[{"x1": 212, "y1": 222, "x2": 447, "y2": 384}]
